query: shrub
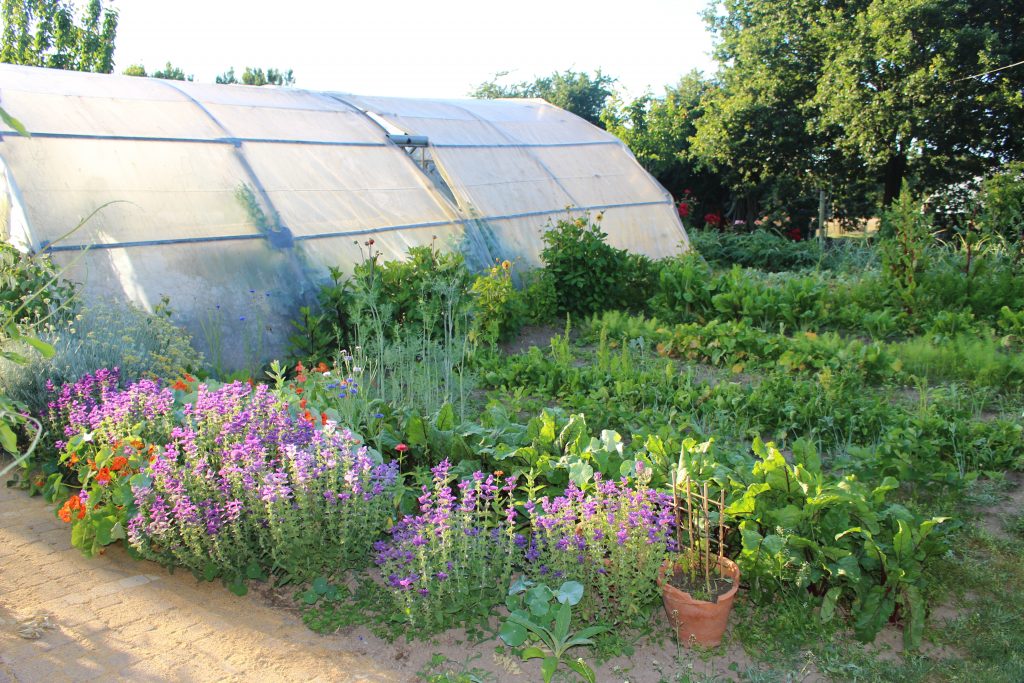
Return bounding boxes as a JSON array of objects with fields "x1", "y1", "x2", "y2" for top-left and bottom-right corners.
[
  {"x1": 469, "y1": 259, "x2": 526, "y2": 346},
  {"x1": 0, "y1": 300, "x2": 202, "y2": 417},
  {"x1": 0, "y1": 242, "x2": 78, "y2": 331},
  {"x1": 540, "y1": 213, "x2": 634, "y2": 318}
]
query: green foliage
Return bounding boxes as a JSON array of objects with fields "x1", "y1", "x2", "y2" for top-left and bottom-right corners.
[
  {"x1": 713, "y1": 438, "x2": 949, "y2": 648},
  {"x1": 0, "y1": 300, "x2": 203, "y2": 417},
  {"x1": 540, "y1": 213, "x2": 641, "y2": 318},
  {"x1": 879, "y1": 185, "x2": 934, "y2": 314},
  {"x1": 287, "y1": 267, "x2": 354, "y2": 365},
  {"x1": 216, "y1": 66, "x2": 296, "y2": 86},
  {"x1": 0, "y1": 242, "x2": 77, "y2": 332},
  {"x1": 468, "y1": 260, "x2": 525, "y2": 346},
  {"x1": 150, "y1": 61, "x2": 192, "y2": 81},
  {"x1": 1, "y1": 0, "x2": 118, "y2": 72},
  {"x1": 977, "y1": 162, "x2": 1024, "y2": 249},
  {"x1": 499, "y1": 578, "x2": 607, "y2": 683},
  {"x1": 471, "y1": 69, "x2": 615, "y2": 127}
]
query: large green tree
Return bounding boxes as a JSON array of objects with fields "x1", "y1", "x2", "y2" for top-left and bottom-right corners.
[
  {"x1": 602, "y1": 71, "x2": 729, "y2": 208},
  {"x1": 471, "y1": 69, "x2": 616, "y2": 127},
  {"x1": 1, "y1": 0, "x2": 117, "y2": 73},
  {"x1": 694, "y1": 0, "x2": 1024, "y2": 212}
]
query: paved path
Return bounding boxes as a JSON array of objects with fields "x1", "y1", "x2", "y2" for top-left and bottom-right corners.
[{"x1": 0, "y1": 483, "x2": 401, "y2": 682}]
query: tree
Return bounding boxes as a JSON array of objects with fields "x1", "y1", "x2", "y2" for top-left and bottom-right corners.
[
  {"x1": 602, "y1": 71, "x2": 729, "y2": 210},
  {"x1": 151, "y1": 61, "x2": 191, "y2": 81},
  {"x1": 470, "y1": 69, "x2": 616, "y2": 127},
  {"x1": 216, "y1": 66, "x2": 295, "y2": 86},
  {"x1": 121, "y1": 62, "x2": 145, "y2": 77},
  {"x1": 812, "y1": 0, "x2": 1024, "y2": 204},
  {"x1": 695, "y1": 0, "x2": 1024, "y2": 214},
  {"x1": 1, "y1": 0, "x2": 117, "y2": 73}
]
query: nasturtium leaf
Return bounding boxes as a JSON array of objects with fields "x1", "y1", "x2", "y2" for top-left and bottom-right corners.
[
  {"x1": 498, "y1": 620, "x2": 528, "y2": 647},
  {"x1": 312, "y1": 576, "x2": 331, "y2": 595},
  {"x1": 556, "y1": 580, "x2": 584, "y2": 606}
]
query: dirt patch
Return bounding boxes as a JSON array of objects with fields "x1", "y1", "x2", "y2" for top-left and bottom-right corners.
[
  {"x1": 980, "y1": 472, "x2": 1024, "y2": 541},
  {"x1": 501, "y1": 324, "x2": 568, "y2": 355}
]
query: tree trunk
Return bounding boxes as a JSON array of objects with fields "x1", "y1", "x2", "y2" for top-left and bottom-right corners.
[{"x1": 881, "y1": 152, "x2": 908, "y2": 206}]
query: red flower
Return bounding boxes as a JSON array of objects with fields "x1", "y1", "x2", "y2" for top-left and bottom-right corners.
[
  {"x1": 677, "y1": 202, "x2": 690, "y2": 219},
  {"x1": 184, "y1": 373, "x2": 196, "y2": 383},
  {"x1": 316, "y1": 362, "x2": 329, "y2": 373},
  {"x1": 299, "y1": 398, "x2": 307, "y2": 409},
  {"x1": 394, "y1": 443, "x2": 409, "y2": 453},
  {"x1": 704, "y1": 212, "x2": 723, "y2": 228},
  {"x1": 302, "y1": 410, "x2": 314, "y2": 423},
  {"x1": 295, "y1": 387, "x2": 304, "y2": 395},
  {"x1": 320, "y1": 412, "x2": 328, "y2": 425},
  {"x1": 246, "y1": 377, "x2": 255, "y2": 388},
  {"x1": 111, "y1": 456, "x2": 128, "y2": 471},
  {"x1": 96, "y1": 467, "x2": 111, "y2": 485},
  {"x1": 172, "y1": 380, "x2": 188, "y2": 391}
]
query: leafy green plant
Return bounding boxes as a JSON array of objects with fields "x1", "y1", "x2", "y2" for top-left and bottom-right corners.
[
  {"x1": 540, "y1": 213, "x2": 635, "y2": 317},
  {"x1": 469, "y1": 259, "x2": 525, "y2": 346},
  {"x1": 499, "y1": 578, "x2": 608, "y2": 683}
]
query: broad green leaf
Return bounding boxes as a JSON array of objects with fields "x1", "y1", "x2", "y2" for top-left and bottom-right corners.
[
  {"x1": 16, "y1": 335, "x2": 55, "y2": 359},
  {"x1": 902, "y1": 585, "x2": 925, "y2": 650},
  {"x1": 767, "y1": 504, "x2": 804, "y2": 528},
  {"x1": 312, "y1": 576, "x2": 331, "y2": 595},
  {"x1": 553, "y1": 602, "x2": 571, "y2": 643},
  {"x1": 541, "y1": 656, "x2": 559, "y2": 683},
  {"x1": 820, "y1": 586, "x2": 842, "y2": 623},
  {"x1": 521, "y1": 646, "x2": 546, "y2": 660},
  {"x1": 893, "y1": 520, "x2": 913, "y2": 561},
  {"x1": 498, "y1": 619, "x2": 528, "y2": 646},
  {"x1": 0, "y1": 423, "x2": 16, "y2": 454},
  {"x1": 556, "y1": 580, "x2": 584, "y2": 606},
  {"x1": 405, "y1": 414, "x2": 427, "y2": 446},
  {"x1": 509, "y1": 577, "x2": 534, "y2": 595},
  {"x1": 227, "y1": 580, "x2": 248, "y2": 596},
  {"x1": 565, "y1": 658, "x2": 597, "y2": 683},
  {"x1": 568, "y1": 459, "x2": 594, "y2": 488},
  {"x1": 94, "y1": 515, "x2": 117, "y2": 546},
  {"x1": 0, "y1": 107, "x2": 30, "y2": 137},
  {"x1": 435, "y1": 402, "x2": 456, "y2": 431}
]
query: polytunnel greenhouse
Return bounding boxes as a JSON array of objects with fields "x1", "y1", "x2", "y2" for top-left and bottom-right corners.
[{"x1": 0, "y1": 63, "x2": 689, "y2": 364}]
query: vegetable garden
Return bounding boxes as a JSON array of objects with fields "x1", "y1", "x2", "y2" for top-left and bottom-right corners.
[{"x1": 3, "y1": 200, "x2": 1024, "y2": 682}]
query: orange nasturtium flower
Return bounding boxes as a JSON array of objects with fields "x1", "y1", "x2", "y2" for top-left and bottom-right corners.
[
  {"x1": 302, "y1": 409, "x2": 314, "y2": 423},
  {"x1": 184, "y1": 373, "x2": 196, "y2": 383},
  {"x1": 172, "y1": 379, "x2": 189, "y2": 391},
  {"x1": 320, "y1": 412, "x2": 328, "y2": 425},
  {"x1": 95, "y1": 467, "x2": 112, "y2": 485},
  {"x1": 316, "y1": 362, "x2": 329, "y2": 373},
  {"x1": 111, "y1": 456, "x2": 129, "y2": 472},
  {"x1": 299, "y1": 398, "x2": 308, "y2": 410},
  {"x1": 58, "y1": 495, "x2": 86, "y2": 523},
  {"x1": 69, "y1": 453, "x2": 79, "y2": 465}
]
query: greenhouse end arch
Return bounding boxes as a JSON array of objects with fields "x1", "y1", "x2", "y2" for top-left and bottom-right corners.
[{"x1": 0, "y1": 64, "x2": 690, "y2": 368}]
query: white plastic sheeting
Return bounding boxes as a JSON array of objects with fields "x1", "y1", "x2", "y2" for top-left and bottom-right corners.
[{"x1": 0, "y1": 64, "x2": 688, "y2": 368}]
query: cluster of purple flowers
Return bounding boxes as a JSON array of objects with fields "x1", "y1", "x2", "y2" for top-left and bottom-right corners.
[
  {"x1": 525, "y1": 473, "x2": 677, "y2": 623},
  {"x1": 47, "y1": 367, "x2": 175, "y2": 449},
  {"x1": 373, "y1": 458, "x2": 519, "y2": 633},
  {"x1": 375, "y1": 463, "x2": 677, "y2": 628},
  {"x1": 52, "y1": 373, "x2": 398, "y2": 582}
]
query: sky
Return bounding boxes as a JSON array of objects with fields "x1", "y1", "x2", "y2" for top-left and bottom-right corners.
[{"x1": 110, "y1": 0, "x2": 718, "y2": 100}]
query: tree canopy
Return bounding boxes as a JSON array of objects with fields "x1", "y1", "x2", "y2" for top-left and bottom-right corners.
[
  {"x1": 1, "y1": 0, "x2": 117, "y2": 73},
  {"x1": 471, "y1": 69, "x2": 615, "y2": 127},
  {"x1": 693, "y1": 0, "x2": 1024, "y2": 209},
  {"x1": 216, "y1": 67, "x2": 295, "y2": 87}
]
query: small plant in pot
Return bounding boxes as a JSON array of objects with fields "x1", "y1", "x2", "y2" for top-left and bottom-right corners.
[{"x1": 658, "y1": 471, "x2": 739, "y2": 647}]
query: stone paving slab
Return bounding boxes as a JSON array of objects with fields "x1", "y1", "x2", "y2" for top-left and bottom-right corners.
[{"x1": 0, "y1": 483, "x2": 401, "y2": 682}]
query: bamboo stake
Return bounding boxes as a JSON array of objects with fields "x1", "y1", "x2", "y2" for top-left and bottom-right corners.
[
  {"x1": 672, "y1": 471, "x2": 682, "y2": 562},
  {"x1": 703, "y1": 482, "x2": 711, "y2": 593},
  {"x1": 718, "y1": 489, "x2": 725, "y2": 560},
  {"x1": 685, "y1": 478, "x2": 694, "y2": 578}
]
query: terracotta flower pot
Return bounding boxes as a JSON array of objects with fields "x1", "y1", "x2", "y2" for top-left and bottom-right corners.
[{"x1": 657, "y1": 555, "x2": 740, "y2": 647}]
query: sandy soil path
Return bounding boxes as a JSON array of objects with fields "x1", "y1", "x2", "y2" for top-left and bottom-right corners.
[{"x1": 0, "y1": 483, "x2": 401, "y2": 682}]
